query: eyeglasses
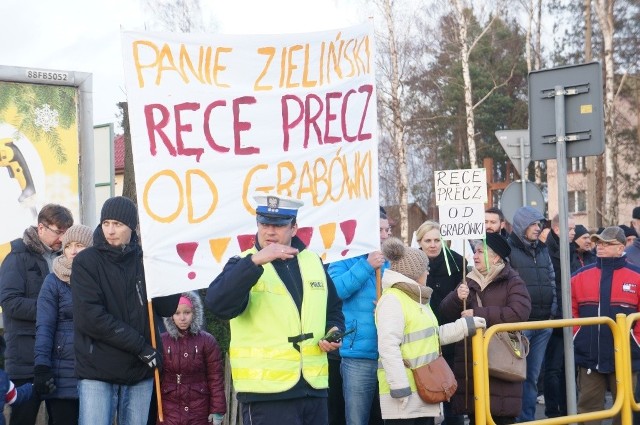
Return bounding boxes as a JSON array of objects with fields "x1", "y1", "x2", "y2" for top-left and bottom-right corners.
[
  {"x1": 42, "y1": 223, "x2": 66, "y2": 236},
  {"x1": 595, "y1": 240, "x2": 623, "y2": 247}
]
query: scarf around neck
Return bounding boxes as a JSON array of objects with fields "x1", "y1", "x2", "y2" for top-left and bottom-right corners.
[
  {"x1": 467, "y1": 261, "x2": 505, "y2": 292},
  {"x1": 53, "y1": 255, "x2": 73, "y2": 283}
]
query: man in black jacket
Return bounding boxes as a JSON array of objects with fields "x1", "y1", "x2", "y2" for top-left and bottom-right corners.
[
  {"x1": 71, "y1": 196, "x2": 179, "y2": 425},
  {"x1": 508, "y1": 206, "x2": 556, "y2": 423},
  {"x1": 0, "y1": 203, "x2": 73, "y2": 425},
  {"x1": 571, "y1": 225, "x2": 596, "y2": 272}
]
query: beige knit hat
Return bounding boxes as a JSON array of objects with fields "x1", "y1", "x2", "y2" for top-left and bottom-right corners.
[
  {"x1": 382, "y1": 237, "x2": 429, "y2": 282},
  {"x1": 61, "y1": 224, "x2": 93, "y2": 250}
]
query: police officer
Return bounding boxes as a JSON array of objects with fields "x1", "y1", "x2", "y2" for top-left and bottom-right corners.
[{"x1": 205, "y1": 194, "x2": 344, "y2": 425}]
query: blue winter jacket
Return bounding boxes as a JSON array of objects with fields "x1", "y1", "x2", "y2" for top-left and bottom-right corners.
[
  {"x1": 328, "y1": 255, "x2": 387, "y2": 360},
  {"x1": 34, "y1": 273, "x2": 77, "y2": 399}
]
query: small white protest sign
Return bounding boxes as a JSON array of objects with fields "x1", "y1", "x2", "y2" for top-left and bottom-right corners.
[
  {"x1": 434, "y1": 168, "x2": 487, "y2": 205},
  {"x1": 438, "y1": 204, "x2": 485, "y2": 240}
]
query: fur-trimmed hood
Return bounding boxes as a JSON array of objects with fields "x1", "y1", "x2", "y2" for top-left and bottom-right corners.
[{"x1": 163, "y1": 291, "x2": 204, "y2": 339}]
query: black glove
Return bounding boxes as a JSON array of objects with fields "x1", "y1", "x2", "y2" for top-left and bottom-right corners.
[
  {"x1": 34, "y1": 365, "x2": 56, "y2": 395},
  {"x1": 138, "y1": 345, "x2": 159, "y2": 369}
]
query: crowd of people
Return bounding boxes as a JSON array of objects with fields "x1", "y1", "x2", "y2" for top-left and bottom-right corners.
[
  {"x1": 1, "y1": 195, "x2": 640, "y2": 425},
  {"x1": 0, "y1": 198, "x2": 226, "y2": 425}
]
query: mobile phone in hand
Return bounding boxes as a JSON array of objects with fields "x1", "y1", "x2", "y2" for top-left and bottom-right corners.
[{"x1": 323, "y1": 327, "x2": 355, "y2": 343}]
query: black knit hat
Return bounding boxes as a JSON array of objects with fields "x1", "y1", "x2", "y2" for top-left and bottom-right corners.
[
  {"x1": 633, "y1": 206, "x2": 640, "y2": 220},
  {"x1": 574, "y1": 224, "x2": 589, "y2": 240},
  {"x1": 485, "y1": 232, "x2": 511, "y2": 260},
  {"x1": 100, "y1": 196, "x2": 138, "y2": 230},
  {"x1": 619, "y1": 224, "x2": 638, "y2": 238}
]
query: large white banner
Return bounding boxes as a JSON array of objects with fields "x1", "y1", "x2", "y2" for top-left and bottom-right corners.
[{"x1": 121, "y1": 24, "x2": 379, "y2": 298}]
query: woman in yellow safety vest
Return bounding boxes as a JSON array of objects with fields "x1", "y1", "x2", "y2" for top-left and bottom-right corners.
[{"x1": 375, "y1": 237, "x2": 486, "y2": 425}]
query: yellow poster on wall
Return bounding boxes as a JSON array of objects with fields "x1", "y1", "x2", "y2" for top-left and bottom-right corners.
[{"x1": 0, "y1": 81, "x2": 80, "y2": 264}]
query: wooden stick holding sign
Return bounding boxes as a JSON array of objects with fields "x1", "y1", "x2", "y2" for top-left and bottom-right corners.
[
  {"x1": 462, "y1": 241, "x2": 468, "y2": 408},
  {"x1": 147, "y1": 302, "x2": 164, "y2": 422}
]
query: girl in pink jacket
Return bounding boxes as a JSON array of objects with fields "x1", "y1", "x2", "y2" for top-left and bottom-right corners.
[{"x1": 159, "y1": 292, "x2": 226, "y2": 425}]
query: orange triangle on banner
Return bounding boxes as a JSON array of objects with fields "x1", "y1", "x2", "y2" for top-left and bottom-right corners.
[
  {"x1": 209, "y1": 238, "x2": 231, "y2": 262},
  {"x1": 319, "y1": 222, "x2": 337, "y2": 249}
]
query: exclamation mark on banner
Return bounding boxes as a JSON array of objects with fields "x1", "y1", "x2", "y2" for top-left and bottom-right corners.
[
  {"x1": 340, "y1": 220, "x2": 357, "y2": 256},
  {"x1": 296, "y1": 227, "x2": 314, "y2": 247},
  {"x1": 176, "y1": 242, "x2": 199, "y2": 280},
  {"x1": 237, "y1": 234, "x2": 255, "y2": 251},
  {"x1": 319, "y1": 223, "x2": 336, "y2": 261}
]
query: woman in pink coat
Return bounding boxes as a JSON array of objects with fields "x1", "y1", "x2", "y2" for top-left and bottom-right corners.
[{"x1": 159, "y1": 292, "x2": 226, "y2": 425}]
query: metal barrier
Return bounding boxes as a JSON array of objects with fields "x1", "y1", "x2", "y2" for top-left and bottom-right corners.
[
  {"x1": 471, "y1": 314, "x2": 634, "y2": 425},
  {"x1": 623, "y1": 312, "x2": 640, "y2": 422}
]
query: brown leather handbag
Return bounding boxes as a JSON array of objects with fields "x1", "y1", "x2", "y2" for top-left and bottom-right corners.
[{"x1": 404, "y1": 354, "x2": 458, "y2": 403}]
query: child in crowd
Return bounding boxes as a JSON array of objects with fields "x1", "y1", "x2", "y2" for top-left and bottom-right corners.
[
  {"x1": 159, "y1": 292, "x2": 226, "y2": 425},
  {"x1": 0, "y1": 335, "x2": 33, "y2": 425}
]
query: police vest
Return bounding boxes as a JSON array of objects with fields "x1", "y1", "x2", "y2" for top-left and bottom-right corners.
[
  {"x1": 377, "y1": 287, "x2": 440, "y2": 394},
  {"x1": 229, "y1": 247, "x2": 329, "y2": 393}
]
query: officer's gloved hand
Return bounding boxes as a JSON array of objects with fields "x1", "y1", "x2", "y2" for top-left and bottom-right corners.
[
  {"x1": 209, "y1": 413, "x2": 224, "y2": 425},
  {"x1": 33, "y1": 365, "x2": 56, "y2": 395},
  {"x1": 137, "y1": 344, "x2": 159, "y2": 368}
]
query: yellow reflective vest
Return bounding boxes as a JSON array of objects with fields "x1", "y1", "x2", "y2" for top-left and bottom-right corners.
[
  {"x1": 229, "y1": 247, "x2": 329, "y2": 393},
  {"x1": 377, "y1": 287, "x2": 440, "y2": 394}
]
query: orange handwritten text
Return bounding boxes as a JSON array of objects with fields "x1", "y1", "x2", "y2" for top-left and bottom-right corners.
[
  {"x1": 242, "y1": 148, "x2": 373, "y2": 212},
  {"x1": 143, "y1": 169, "x2": 218, "y2": 223},
  {"x1": 132, "y1": 40, "x2": 232, "y2": 88},
  {"x1": 254, "y1": 32, "x2": 372, "y2": 91}
]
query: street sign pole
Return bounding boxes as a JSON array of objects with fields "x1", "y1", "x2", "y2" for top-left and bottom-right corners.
[
  {"x1": 553, "y1": 85, "x2": 578, "y2": 417},
  {"x1": 519, "y1": 135, "x2": 528, "y2": 205},
  {"x1": 529, "y1": 63, "x2": 605, "y2": 418}
]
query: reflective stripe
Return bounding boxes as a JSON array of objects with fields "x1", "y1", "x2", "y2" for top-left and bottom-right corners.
[
  {"x1": 300, "y1": 345, "x2": 323, "y2": 356},
  {"x1": 378, "y1": 351, "x2": 439, "y2": 370},
  {"x1": 405, "y1": 352, "x2": 440, "y2": 368},
  {"x1": 232, "y1": 367, "x2": 299, "y2": 383},
  {"x1": 230, "y1": 347, "x2": 300, "y2": 361},
  {"x1": 403, "y1": 327, "x2": 436, "y2": 344}
]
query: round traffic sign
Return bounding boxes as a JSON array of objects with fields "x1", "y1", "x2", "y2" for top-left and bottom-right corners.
[{"x1": 500, "y1": 180, "x2": 546, "y2": 224}]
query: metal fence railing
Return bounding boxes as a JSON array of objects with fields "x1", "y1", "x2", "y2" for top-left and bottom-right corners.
[{"x1": 472, "y1": 314, "x2": 638, "y2": 425}]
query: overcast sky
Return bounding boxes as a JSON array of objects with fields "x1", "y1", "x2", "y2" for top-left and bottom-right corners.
[{"x1": 0, "y1": 0, "x2": 362, "y2": 131}]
